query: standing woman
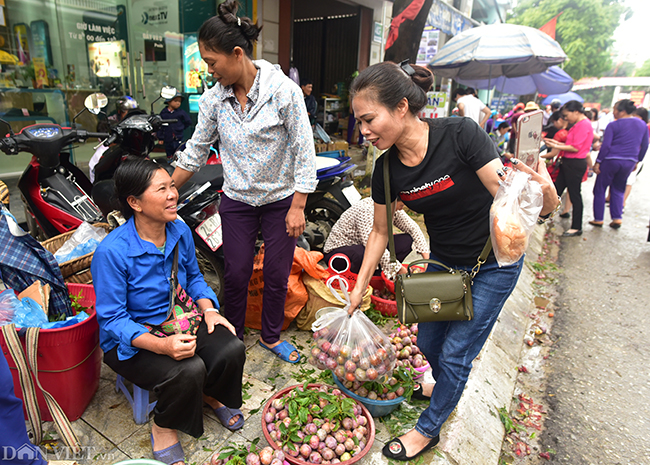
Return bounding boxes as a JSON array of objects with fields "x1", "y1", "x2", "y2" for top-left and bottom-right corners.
[
  {"x1": 590, "y1": 99, "x2": 648, "y2": 228},
  {"x1": 347, "y1": 62, "x2": 559, "y2": 461},
  {"x1": 544, "y1": 101, "x2": 594, "y2": 236},
  {"x1": 172, "y1": 0, "x2": 317, "y2": 362}
]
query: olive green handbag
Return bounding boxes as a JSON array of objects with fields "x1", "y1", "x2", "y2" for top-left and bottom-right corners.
[{"x1": 382, "y1": 155, "x2": 492, "y2": 324}]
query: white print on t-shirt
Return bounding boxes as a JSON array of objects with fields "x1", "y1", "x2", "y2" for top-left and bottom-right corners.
[{"x1": 400, "y1": 175, "x2": 455, "y2": 201}]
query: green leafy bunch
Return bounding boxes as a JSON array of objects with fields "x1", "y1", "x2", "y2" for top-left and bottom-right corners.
[{"x1": 216, "y1": 438, "x2": 260, "y2": 465}]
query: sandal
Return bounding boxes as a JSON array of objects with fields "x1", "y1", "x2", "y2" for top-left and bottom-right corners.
[
  {"x1": 151, "y1": 435, "x2": 185, "y2": 465},
  {"x1": 609, "y1": 221, "x2": 622, "y2": 229},
  {"x1": 258, "y1": 340, "x2": 301, "y2": 364},
  {"x1": 410, "y1": 383, "x2": 431, "y2": 401},
  {"x1": 214, "y1": 405, "x2": 244, "y2": 431},
  {"x1": 588, "y1": 221, "x2": 604, "y2": 227},
  {"x1": 382, "y1": 435, "x2": 439, "y2": 461}
]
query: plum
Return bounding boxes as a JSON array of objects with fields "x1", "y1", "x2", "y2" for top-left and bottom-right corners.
[
  {"x1": 272, "y1": 450, "x2": 285, "y2": 461},
  {"x1": 325, "y1": 358, "x2": 338, "y2": 370},
  {"x1": 334, "y1": 443, "x2": 346, "y2": 456},
  {"x1": 210, "y1": 452, "x2": 223, "y2": 465},
  {"x1": 344, "y1": 372, "x2": 356, "y2": 382},
  {"x1": 356, "y1": 415, "x2": 367, "y2": 427},
  {"x1": 344, "y1": 360, "x2": 356, "y2": 373},
  {"x1": 283, "y1": 444, "x2": 299, "y2": 458},
  {"x1": 269, "y1": 460, "x2": 282, "y2": 465},
  {"x1": 259, "y1": 447, "x2": 274, "y2": 465},
  {"x1": 396, "y1": 386, "x2": 405, "y2": 396},
  {"x1": 277, "y1": 409, "x2": 288, "y2": 420},
  {"x1": 272, "y1": 398, "x2": 284, "y2": 410},
  {"x1": 266, "y1": 423, "x2": 275, "y2": 433},
  {"x1": 269, "y1": 430, "x2": 279, "y2": 441},
  {"x1": 309, "y1": 435, "x2": 320, "y2": 449},
  {"x1": 334, "y1": 430, "x2": 346, "y2": 443},
  {"x1": 350, "y1": 348, "x2": 361, "y2": 362},
  {"x1": 322, "y1": 422, "x2": 332, "y2": 433},
  {"x1": 325, "y1": 435, "x2": 337, "y2": 449},
  {"x1": 317, "y1": 428, "x2": 327, "y2": 441},
  {"x1": 334, "y1": 366, "x2": 345, "y2": 379},
  {"x1": 246, "y1": 452, "x2": 260, "y2": 465},
  {"x1": 367, "y1": 391, "x2": 378, "y2": 400},
  {"x1": 328, "y1": 343, "x2": 340, "y2": 358},
  {"x1": 331, "y1": 389, "x2": 342, "y2": 396},
  {"x1": 340, "y1": 452, "x2": 352, "y2": 462},
  {"x1": 322, "y1": 447, "x2": 335, "y2": 461},
  {"x1": 386, "y1": 391, "x2": 397, "y2": 400},
  {"x1": 305, "y1": 423, "x2": 318, "y2": 435},
  {"x1": 339, "y1": 345, "x2": 351, "y2": 358},
  {"x1": 300, "y1": 444, "x2": 312, "y2": 458},
  {"x1": 354, "y1": 368, "x2": 367, "y2": 381},
  {"x1": 358, "y1": 358, "x2": 370, "y2": 370},
  {"x1": 341, "y1": 417, "x2": 353, "y2": 431},
  {"x1": 344, "y1": 438, "x2": 355, "y2": 451},
  {"x1": 366, "y1": 368, "x2": 378, "y2": 380}
]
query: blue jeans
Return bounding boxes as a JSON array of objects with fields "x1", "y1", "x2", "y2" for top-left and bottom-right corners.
[{"x1": 414, "y1": 256, "x2": 523, "y2": 439}]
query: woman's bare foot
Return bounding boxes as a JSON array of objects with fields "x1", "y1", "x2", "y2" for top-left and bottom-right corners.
[
  {"x1": 151, "y1": 422, "x2": 183, "y2": 465},
  {"x1": 203, "y1": 395, "x2": 241, "y2": 427},
  {"x1": 260, "y1": 338, "x2": 299, "y2": 362}
]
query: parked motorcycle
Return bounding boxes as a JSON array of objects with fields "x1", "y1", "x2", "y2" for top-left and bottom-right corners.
[
  {"x1": 0, "y1": 93, "x2": 110, "y2": 239},
  {"x1": 91, "y1": 86, "x2": 226, "y2": 303}
]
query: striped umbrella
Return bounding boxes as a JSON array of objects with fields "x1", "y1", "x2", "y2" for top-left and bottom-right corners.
[{"x1": 429, "y1": 24, "x2": 566, "y2": 81}]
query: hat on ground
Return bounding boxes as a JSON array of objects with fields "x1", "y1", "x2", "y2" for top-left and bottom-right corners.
[{"x1": 524, "y1": 101, "x2": 540, "y2": 112}]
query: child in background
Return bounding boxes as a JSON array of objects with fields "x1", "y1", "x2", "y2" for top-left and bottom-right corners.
[{"x1": 158, "y1": 92, "x2": 192, "y2": 159}]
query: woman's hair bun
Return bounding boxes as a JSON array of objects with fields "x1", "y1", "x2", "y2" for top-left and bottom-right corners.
[
  {"x1": 411, "y1": 64, "x2": 434, "y2": 93},
  {"x1": 200, "y1": 0, "x2": 262, "y2": 57}
]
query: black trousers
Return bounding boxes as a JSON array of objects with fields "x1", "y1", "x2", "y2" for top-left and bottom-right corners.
[
  {"x1": 104, "y1": 322, "x2": 246, "y2": 438},
  {"x1": 554, "y1": 157, "x2": 587, "y2": 231},
  {"x1": 324, "y1": 233, "x2": 414, "y2": 275}
]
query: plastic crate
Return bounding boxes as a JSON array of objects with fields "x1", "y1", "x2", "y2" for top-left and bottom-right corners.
[{"x1": 369, "y1": 276, "x2": 397, "y2": 317}]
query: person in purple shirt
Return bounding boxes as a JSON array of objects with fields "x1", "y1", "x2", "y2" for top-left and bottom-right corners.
[{"x1": 590, "y1": 99, "x2": 649, "y2": 229}]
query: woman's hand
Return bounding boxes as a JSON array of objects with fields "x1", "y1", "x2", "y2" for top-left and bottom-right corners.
[
  {"x1": 285, "y1": 206, "x2": 306, "y2": 238},
  {"x1": 162, "y1": 334, "x2": 197, "y2": 360},
  {"x1": 348, "y1": 286, "x2": 364, "y2": 315},
  {"x1": 509, "y1": 158, "x2": 559, "y2": 216},
  {"x1": 204, "y1": 311, "x2": 236, "y2": 336},
  {"x1": 593, "y1": 162, "x2": 601, "y2": 175}
]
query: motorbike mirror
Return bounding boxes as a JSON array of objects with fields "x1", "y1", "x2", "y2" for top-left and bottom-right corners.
[
  {"x1": 149, "y1": 86, "x2": 178, "y2": 115},
  {"x1": 0, "y1": 117, "x2": 15, "y2": 136},
  {"x1": 84, "y1": 93, "x2": 109, "y2": 115},
  {"x1": 160, "y1": 86, "x2": 177, "y2": 100}
]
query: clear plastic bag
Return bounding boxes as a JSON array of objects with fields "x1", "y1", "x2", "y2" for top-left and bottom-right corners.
[
  {"x1": 0, "y1": 289, "x2": 48, "y2": 328},
  {"x1": 54, "y1": 222, "x2": 108, "y2": 264},
  {"x1": 309, "y1": 277, "x2": 397, "y2": 384},
  {"x1": 490, "y1": 169, "x2": 544, "y2": 266}
]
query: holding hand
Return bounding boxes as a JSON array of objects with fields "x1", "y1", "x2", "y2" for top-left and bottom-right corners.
[
  {"x1": 163, "y1": 334, "x2": 197, "y2": 360},
  {"x1": 509, "y1": 158, "x2": 559, "y2": 216}
]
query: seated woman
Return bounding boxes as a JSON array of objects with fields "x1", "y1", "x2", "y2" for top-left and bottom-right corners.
[
  {"x1": 91, "y1": 157, "x2": 246, "y2": 465},
  {"x1": 323, "y1": 197, "x2": 430, "y2": 280}
]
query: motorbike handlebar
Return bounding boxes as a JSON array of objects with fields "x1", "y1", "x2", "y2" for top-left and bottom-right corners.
[
  {"x1": 103, "y1": 133, "x2": 119, "y2": 146},
  {"x1": 85, "y1": 132, "x2": 110, "y2": 139},
  {"x1": 163, "y1": 119, "x2": 179, "y2": 124}
]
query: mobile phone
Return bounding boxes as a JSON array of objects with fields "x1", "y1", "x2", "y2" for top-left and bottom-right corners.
[{"x1": 515, "y1": 110, "x2": 544, "y2": 168}]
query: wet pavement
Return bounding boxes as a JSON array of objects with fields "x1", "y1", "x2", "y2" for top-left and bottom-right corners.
[{"x1": 499, "y1": 168, "x2": 650, "y2": 465}]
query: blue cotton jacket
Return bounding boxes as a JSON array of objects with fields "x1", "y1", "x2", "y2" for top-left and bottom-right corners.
[{"x1": 90, "y1": 217, "x2": 219, "y2": 360}]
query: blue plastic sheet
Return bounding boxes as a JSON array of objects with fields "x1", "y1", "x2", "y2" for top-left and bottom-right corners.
[
  {"x1": 54, "y1": 239, "x2": 100, "y2": 264},
  {"x1": 42, "y1": 311, "x2": 89, "y2": 329},
  {"x1": 0, "y1": 289, "x2": 48, "y2": 328}
]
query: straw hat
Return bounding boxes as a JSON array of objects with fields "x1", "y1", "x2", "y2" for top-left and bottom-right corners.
[{"x1": 524, "y1": 101, "x2": 540, "y2": 112}]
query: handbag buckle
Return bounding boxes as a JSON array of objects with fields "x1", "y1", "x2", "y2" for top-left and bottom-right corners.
[{"x1": 429, "y1": 297, "x2": 441, "y2": 313}]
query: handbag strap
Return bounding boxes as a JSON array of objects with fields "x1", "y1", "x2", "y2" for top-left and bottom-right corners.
[
  {"x1": 1, "y1": 324, "x2": 81, "y2": 453},
  {"x1": 382, "y1": 153, "x2": 491, "y2": 279}
]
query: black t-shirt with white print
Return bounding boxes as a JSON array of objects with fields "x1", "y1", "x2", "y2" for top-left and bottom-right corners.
[{"x1": 372, "y1": 117, "x2": 498, "y2": 266}]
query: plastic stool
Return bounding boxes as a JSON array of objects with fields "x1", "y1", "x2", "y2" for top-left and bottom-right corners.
[{"x1": 115, "y1": 375, "x2": 157, "y2": 424}]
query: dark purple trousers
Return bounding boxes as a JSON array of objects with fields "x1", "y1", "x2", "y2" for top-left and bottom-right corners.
[
  {"x1": 593, "y1": 159, "x2": 637, "y2": 222},
  {"x1": 219, "y1": 194, "x2": 297, "y2": 342}
]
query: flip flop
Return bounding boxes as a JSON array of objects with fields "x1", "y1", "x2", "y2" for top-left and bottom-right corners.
[
  {"x1": 214, "y1": 405, "x2": 244, "y2": 431},
  {"x1": 151, "y1": 435, "x2": 185, "y2": 465},
  {"x1": 382, "y1": 436, "x2": 439, "y2": 462},
  {"x1": 258, "y1": 340, "x2": 301, "y2": 364}
]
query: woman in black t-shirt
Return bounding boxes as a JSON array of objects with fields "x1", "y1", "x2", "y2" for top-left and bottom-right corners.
[{"x1": 347, "y1": 62, "x2": 559, "y2": 462}]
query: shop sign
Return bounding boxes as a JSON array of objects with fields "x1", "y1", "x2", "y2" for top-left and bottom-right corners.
[
  {"x1": 71, "y1": 21, "x2": 118, "y2": 42},
  {"x1": 416, "y1": 26, "x2": 439, "y2": 66},
  {"x1": 373, "y1": 22, "x2": 383, "y2": 44},
  {"x1": 491, "y1": 96, "x2": 519, "y2": 114},
  {"x1": 630, "y1": 91, "x2": 645, "y2": 107},
  {"x1": 33, "y1": 57, "x2": 48, "y2": 87},
  {"x1": 426, "y1": 0, "x2": 473, "y2": 37},
  {"x1": 419, "y1": 91, "x2": 448, "y2": 119},
  {"x1": 141, "y1": 6, "x2": 169, "y2": 26}
]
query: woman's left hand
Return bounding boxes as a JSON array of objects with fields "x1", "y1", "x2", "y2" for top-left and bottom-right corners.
[
  {"x1": 510, "y1": 158, "x2": 560, "y2": 216},
  {"x1": 204, "y1": 311, "x2": 236, "y2": 336},
  {"x1": 593, "y1": 162, "x2": 601, "y2": 175},
  {"x1": 285, "y1": 207, "x2": 306, "y2": 238}
]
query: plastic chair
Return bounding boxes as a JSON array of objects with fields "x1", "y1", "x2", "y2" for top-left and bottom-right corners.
[{"x1": 115, "y1": 375, "x2": 157, "y2": 424}]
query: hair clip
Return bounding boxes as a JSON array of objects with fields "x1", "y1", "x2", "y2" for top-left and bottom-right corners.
[
  {"x1": 399, "y1": 59, "x2": 415, "y2": 77},
  {"x1": 237, "y1": 17, "x2": 241, "y2": 27}
]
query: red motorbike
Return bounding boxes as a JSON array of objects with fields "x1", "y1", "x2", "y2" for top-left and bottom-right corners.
[{"x1": 0, "y1": 94, "x2": 110, "y2": 238}]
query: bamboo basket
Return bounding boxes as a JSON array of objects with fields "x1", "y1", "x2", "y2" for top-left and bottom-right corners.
[{"x1": 41, "y1": 223, "x2": 112, "y2": 284}]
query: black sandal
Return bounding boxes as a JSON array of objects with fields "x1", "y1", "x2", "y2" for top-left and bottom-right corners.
[
  {"x1": 382, "y1": 436, "x2": 440, "y2": 461},
  {"x1": 410, "y1": 383, "x2": 431, "y2": 401}
]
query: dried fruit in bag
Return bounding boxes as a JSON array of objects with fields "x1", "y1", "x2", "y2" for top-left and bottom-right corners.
[{"x1": 309, "y1": 277, "x2": 397, "y2": 384}]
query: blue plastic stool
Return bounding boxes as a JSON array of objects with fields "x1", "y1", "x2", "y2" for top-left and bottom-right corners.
[{"x1": 115, "y1": 374, "x2": 157, "y2": 424}]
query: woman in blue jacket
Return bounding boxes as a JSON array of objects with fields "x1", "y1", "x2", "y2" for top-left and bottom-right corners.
[{"x1": 91, "y1": 157, "x2": 245, "y2": 465}]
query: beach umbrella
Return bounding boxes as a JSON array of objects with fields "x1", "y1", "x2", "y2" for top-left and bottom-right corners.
[
  {"x1": 429, "y1": 24, "x2": 567, "y2": 81},
  {"x1": 455, "y1": 66, "x2": 573, "y2": 96},
  {"x1": 542, "y1": 91, "x2": 584, "y2": 105}
]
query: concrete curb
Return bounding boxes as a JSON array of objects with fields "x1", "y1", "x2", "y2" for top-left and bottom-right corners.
[{"x1": 427, "y1": 225, "x2": 546, "y2": 465}]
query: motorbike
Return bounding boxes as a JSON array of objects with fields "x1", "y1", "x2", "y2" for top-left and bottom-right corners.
[
  {"x1": 90, "y1": 86, "x2": 227, "y2": 303},
  {"x1": 0, "y1": 93, "x2": 110, "y2": 239}
]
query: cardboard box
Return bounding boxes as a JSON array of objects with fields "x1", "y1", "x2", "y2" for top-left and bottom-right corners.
[{"x1": 332, "y1": 140, "x2": 348, "y2": 156}]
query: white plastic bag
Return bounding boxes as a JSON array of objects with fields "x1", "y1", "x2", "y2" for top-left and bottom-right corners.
[
  {"x1": 54, "y1": 222, "x2": 108, "y2": 264},
  {"x1": 490, "y1": 169, "x2": 543, "y2": 267},
  {"x1": 309, "y1": 277, "x2": 397, "y2": 384}
]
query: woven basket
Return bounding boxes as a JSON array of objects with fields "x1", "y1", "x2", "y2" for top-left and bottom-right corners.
[{"x1": 41, "y1": 223, "x2": 112, "y2": 284}]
